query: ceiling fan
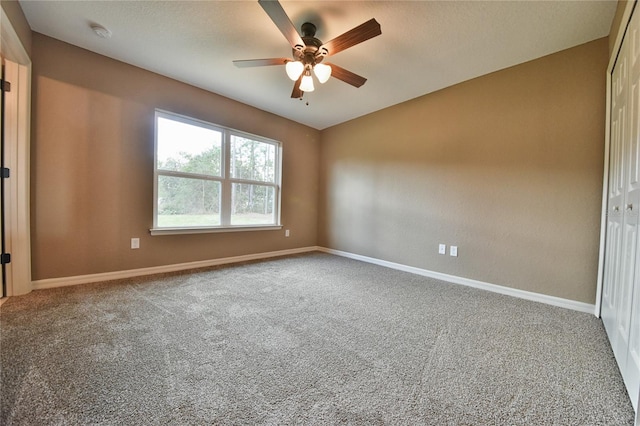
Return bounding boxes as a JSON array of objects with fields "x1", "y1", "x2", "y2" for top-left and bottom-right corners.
[{"x1": 233, "y1": 0, "x2": 382, "y2": 99}]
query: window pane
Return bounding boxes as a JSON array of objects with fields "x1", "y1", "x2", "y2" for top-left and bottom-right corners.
[
  {"x1": 157, "y1": 175, "x2": 220, "y2": 227},
  {"x1": 230, "y1": 135, "x2": 276, "y2": 182},
  {"x1": 157, "y1": 117, "x2": 222, "y2": 176},
  {"x1": 230, "y1": 183, "x2": 275, "y2": 225}
]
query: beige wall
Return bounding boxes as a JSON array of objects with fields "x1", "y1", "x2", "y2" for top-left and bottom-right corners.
[
  {"x1": 609, "y1": 1, "x2": 635, "y2": 57},
  {"x1": 31, "y1": 29, "x2": 609, "y2": 304},
  {"x1": 319, "y1": 38, "x2": 608, "y2": 304},
  {"x1": 1, "y1": 0, "x2": 32, "y2": 57},
  {"x1": 31, "y1": 33, "x2": 320, "y2": 280}
]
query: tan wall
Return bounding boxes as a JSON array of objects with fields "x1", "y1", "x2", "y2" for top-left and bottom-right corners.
[
  {"x1": 1, "y1": 0, "x2": 32, "y2": 57},
  {"x1": 609, "y1": 0, "x2": 635, "y2": 57},
  {"x1": 31, "y1": 33, "x2": 320, "y2": 280},
  {"x1": 319, "y1": 38, "x2": 608, "y2": 304}
]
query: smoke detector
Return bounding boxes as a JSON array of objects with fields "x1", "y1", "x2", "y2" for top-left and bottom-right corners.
[{"x1": 90, "y1": 23, "x2": 112, "y2": 39}]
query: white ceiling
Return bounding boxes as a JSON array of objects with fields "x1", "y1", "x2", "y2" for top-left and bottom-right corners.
[{"x1": 20, "y1": 0, "x2": 617, "y2": 130}]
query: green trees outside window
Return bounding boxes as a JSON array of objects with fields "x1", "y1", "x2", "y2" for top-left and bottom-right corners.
[{"x1": 154, "y1": 111, "x2": 281, "y2": 230}]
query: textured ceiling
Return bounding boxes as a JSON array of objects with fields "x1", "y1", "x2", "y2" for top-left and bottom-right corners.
[{"x1": 20, "y1": 0, "x2": 617, "y2": 130}]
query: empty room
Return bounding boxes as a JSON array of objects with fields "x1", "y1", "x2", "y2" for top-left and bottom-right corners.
[{"x1": 1, "y1": 0, "x2": 639, "y2": 424}]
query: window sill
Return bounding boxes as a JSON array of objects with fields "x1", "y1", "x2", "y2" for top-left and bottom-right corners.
[{"x1": 150, "y1": 225, "x2": 283, "y2": 236}]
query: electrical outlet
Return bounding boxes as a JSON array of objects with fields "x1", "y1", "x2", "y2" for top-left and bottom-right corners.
[
  {"x1": 131, "y1": 238, "x2": 140, "y2": 249},
  {"x1": 285, "y1": 229, "x2": 290, "y2": 237},
  {"x1": 450, "y1": 246, "x2": 458, "y2": 257},
  {"x1": 438, "y1": 244, "x2": 446, "y2": 255}
]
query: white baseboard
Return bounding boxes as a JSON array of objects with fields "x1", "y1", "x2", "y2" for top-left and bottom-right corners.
[
  {"x1": 31, "y1": 246, "x2": 318, "y2": 290},
  {"x1": 317, "y1": 247, "x2": 597, "y2": 316},
  {"x1": 31, "y1": 245, "x2": 596, "y2": 316}
]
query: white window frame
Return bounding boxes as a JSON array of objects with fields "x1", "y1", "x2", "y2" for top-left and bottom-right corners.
[{"x1": 151, "y1": 110, "x2": 282, "y2": 235}]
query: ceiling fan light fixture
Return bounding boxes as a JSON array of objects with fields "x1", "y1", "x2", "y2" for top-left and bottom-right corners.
[
  {"x1": 300, "y1": 74, "x2": 315, "y2": 92},
  {"x1": 285, "y1": 61, "x2": 304, "y2": 81},
  {"x1": 314, "y1": 63, "x2": 332, "y2": 84}
]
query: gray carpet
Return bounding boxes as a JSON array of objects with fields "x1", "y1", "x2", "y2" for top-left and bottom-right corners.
[{"x1": 0, "y1": 253, "x2": 635, "y2": 425}]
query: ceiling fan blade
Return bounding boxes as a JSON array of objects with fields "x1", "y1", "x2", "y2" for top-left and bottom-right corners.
[
  {"x1": 326, "y1": 63, "x2": 367, "y2": 88},
  {"x1": 291, "y1": 76, "x2": 303, "y2": 98},
  {"x1": 258, "y1": 0, "x2": 305, "y2": 49},
  {"x1": 320, "y1": 18, "x2": 381, "y2": 57},
  {"x1": 233, "y1": 58, "x2": 289, "y2": 68}
]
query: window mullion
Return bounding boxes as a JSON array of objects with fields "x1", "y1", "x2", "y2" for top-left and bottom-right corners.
[
  {"x1": 158, "y1": 169, "x2": 223, "y2": 182},
  {"x1": 220, "y1": 130, "x2": 232, "y2": 226},
  {"x1": 229, "y1": 178, "x2": 277, "y2": 187}
]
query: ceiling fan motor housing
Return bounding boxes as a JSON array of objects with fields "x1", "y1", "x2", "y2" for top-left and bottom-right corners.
[{"x1": 293, "y1": 22, "x2": 327, "y2": 66}]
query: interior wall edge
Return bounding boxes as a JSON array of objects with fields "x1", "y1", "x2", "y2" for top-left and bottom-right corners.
[
  {"x1": 0, "y1": 0, "x2": 32, "y2": 58},
  {"x1": 609, "y1": 0, "x2": 637, "y2": 58}
]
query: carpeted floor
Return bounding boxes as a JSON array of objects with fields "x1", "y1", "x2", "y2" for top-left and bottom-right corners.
[{"x1": 0, "y1": 253, "x2": 635, "y2": 425}]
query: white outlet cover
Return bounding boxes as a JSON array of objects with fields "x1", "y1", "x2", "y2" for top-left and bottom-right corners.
[
  {"x1": 438, "y1": 244, "x2": 446, "y2": 254},
  {"x1": 450, "y1": 246, "x2": 458, "y2": 257},
  {"x1": 131, "y1": 238, "x2": 140, "y2": 249}
]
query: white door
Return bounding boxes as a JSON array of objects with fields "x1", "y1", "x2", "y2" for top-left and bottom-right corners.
[
  {"x1": 602, "y1": 30, "x2": 628, "y2": 348},
  {"x1": 623, "y1": 7, "x2": 640, "y2": 410},
  {"x1": 602, "y1": 6, "x2": 640, "y2": 412}
]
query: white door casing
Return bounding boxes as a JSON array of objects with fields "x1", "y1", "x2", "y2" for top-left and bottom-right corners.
[{"x1": 0, "y1": 6, "x2": 32, "y2": 297}]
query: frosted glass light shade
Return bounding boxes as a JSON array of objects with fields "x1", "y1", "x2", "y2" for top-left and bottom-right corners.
[
  {"x1": 314, "y1": 63, "x2": 332, "y2": 84},
  {"x1": 300, "y1": 74, "x2": 315, "y2": 92},
  {"x1": 285, "y1": 61, "x2": 304, "y2": 81}
]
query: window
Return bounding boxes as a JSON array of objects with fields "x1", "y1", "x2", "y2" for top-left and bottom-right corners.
[{"x1": 152, "y1": 110, "x2": 281, "y2": 234}]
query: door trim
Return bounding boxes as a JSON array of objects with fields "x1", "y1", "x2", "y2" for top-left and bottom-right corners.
[{"x1": 0, "y1": 6, "x2": 32, "y2": 296}]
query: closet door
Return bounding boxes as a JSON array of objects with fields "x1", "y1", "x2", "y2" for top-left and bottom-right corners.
[
  {"x1": 623, "y1": 7, "x2": 640, "y2": 409},
  {"x1": 602, "y1": 6, "x2": 640, "y2": 412},
  {"x1": 602, "y1": 29, "x2": 628, "y2": 349}
]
